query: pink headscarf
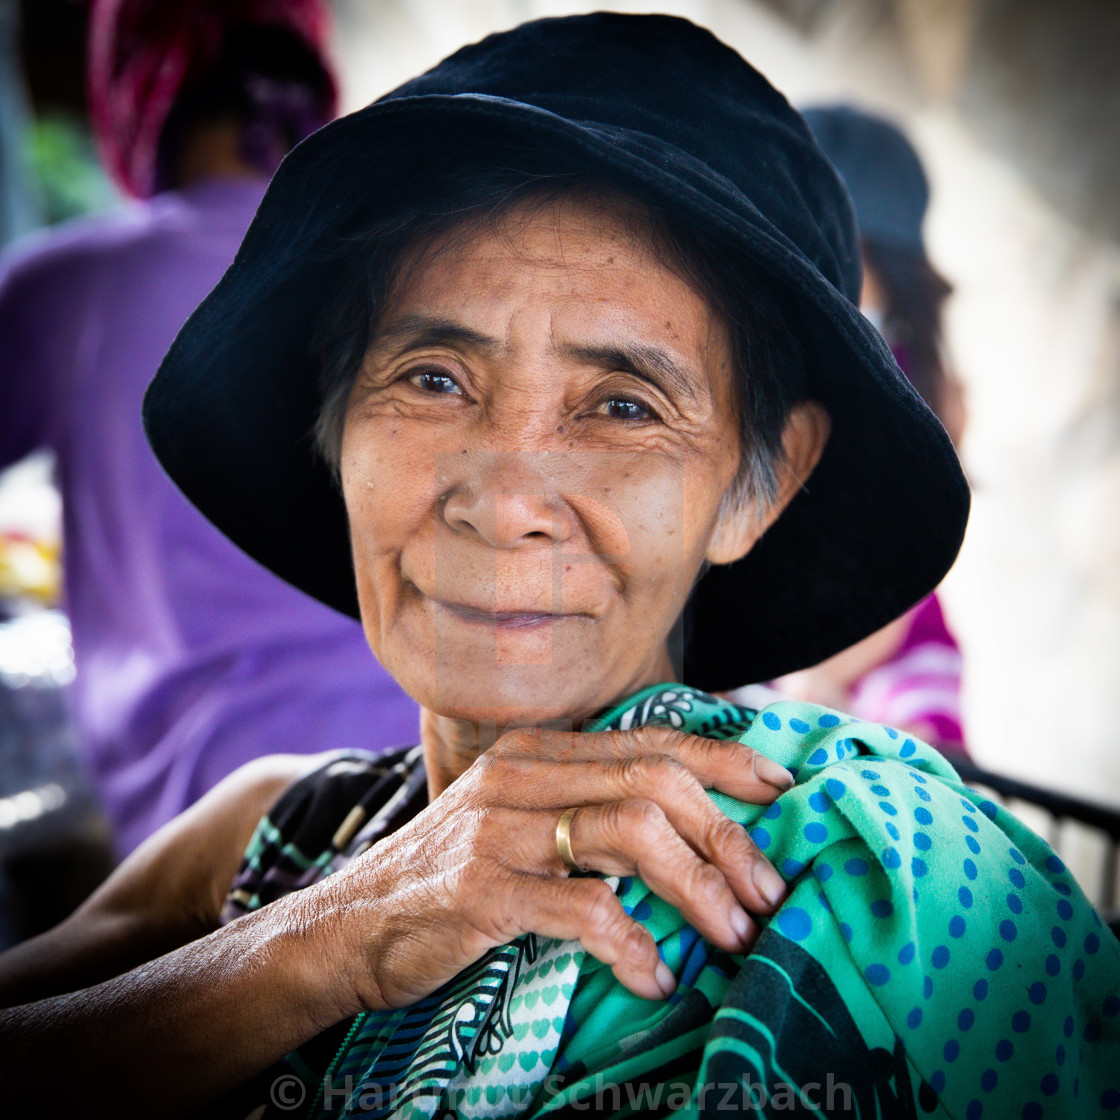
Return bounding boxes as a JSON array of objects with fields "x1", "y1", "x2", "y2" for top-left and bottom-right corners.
[{"x1": 87, "y1": 0, "x2": 338, "y2": 198}]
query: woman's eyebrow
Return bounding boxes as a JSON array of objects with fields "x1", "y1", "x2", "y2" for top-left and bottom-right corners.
[
  {"x1": 561, "y1": 342, "x2": 700, "y2": 404},
  {"x1": 370, "y1": 314, "x2": 499, "y2": 354}
]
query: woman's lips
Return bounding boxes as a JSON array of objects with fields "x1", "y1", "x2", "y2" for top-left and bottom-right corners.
[{"x1": 433, "y1": 598, "x2": 586, "y2": 630}]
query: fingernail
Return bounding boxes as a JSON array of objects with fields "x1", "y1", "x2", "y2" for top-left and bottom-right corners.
[
  {"x1": 730, "y1": 906, "x2": 752, "y2": 944},
  {"x1": 753, "y1": 860, "x2": 787, "y2": 907},
  {"x1": 754, "y1": 754, "x2": 794, "y2": 789},
  {"x1": 655, "y1": 961, "x2": 677, "y2": 996}
]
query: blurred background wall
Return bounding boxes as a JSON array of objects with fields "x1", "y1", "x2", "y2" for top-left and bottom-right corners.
[{"x1": 3, "y1": 0, "x2": 1119, "y2": 879}]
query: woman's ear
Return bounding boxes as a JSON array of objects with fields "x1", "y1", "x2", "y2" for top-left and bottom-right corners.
[{"x1": 706, "y1": 400, "x2": 831, "y2": 565}]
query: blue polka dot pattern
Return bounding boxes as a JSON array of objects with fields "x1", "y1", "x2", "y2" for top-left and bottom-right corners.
[
  {"x1": 776, "y1": 906, "x2": 811, "y2": 941},
  {"x1": 865, "y1": 963, "x2": 890, "y2": 986},
  {"x1": 667, "y1": 697, "x2": 1120, "y2": 1120}
]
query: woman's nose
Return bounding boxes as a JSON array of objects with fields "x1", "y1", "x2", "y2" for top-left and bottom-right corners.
[{"x1": 441, "y1": 453, "x2": 577, "y2": 548}]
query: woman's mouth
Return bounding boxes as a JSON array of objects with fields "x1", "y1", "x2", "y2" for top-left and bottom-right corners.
[{"x1": 435, "y1": 600, "x2": 568, "y2": 630}]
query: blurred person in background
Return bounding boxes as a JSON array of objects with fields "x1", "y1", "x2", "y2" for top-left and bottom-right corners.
[
  {"x1": 0, "y1": 0, "x2": 417, "y2": 859},
  {"x1": 771, "y1": 104, "x2": 969, "y2": 755}
]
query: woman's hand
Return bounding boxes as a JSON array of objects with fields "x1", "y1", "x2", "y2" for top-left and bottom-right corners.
[{"x1": 305, "y1": 726, "x2": 793, "y2": 1011}]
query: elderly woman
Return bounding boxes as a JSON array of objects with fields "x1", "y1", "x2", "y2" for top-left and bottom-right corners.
[{"x1": 2, "y1": 14, "x2": 1118, "y2": 1119}]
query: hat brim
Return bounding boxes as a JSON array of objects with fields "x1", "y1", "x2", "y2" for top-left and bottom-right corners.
[{"x1": 144, "y1": 93, "x2": 969, "y2": 690}]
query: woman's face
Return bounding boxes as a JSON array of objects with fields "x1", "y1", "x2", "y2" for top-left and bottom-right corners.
[{"x1": 340, "y1": 193, "x2": 754, "y2": 725}]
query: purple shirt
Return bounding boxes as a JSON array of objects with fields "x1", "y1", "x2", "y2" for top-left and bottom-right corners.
[{"x1": 0, "y1": 178, "x2": 418, "y2": 855}]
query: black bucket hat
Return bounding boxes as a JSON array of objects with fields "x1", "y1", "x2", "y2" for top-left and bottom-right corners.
[{"x1": 143, "y1": 12, "x2": 969, "y2": 691}]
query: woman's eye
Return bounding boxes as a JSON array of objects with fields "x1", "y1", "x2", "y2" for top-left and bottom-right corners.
[
  {"x1": 410, "y1": 370, "x2": 461, "y2": 395},
  {"x1": 601, "y1": 397, "x2": 651, "y2": 421}
]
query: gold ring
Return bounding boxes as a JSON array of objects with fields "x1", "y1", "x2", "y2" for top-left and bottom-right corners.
[{"x1": 555, "y1": 806, "x2": 583, "y2": 872}]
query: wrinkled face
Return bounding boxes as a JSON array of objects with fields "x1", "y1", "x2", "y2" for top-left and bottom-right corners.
[{"x1": 340, "y1": 193, "x2": 747, "y2": 724}]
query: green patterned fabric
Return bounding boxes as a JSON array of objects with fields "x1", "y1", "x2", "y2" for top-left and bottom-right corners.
[{"x1": 304, "y1": 685, "x2": 1120, "y2": 1118}]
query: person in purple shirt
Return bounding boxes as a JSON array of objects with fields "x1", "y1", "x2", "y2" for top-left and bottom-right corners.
[{"x1": 0, "y1": 0, "x2": 417, "y2": 856}]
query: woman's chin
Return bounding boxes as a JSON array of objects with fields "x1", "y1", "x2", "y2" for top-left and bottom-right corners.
[
  {"x1": 415, "y1": 672, "x2": 597, "y2": 729},
  {"x1": 390, "y1": 655, "x2": 612, "y2": 727}
]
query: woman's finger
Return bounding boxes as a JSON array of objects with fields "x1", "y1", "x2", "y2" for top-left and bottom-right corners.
[
  {"x1": 508, "y1": 873, "x2": 675, "y2": 1001},
  {"x1": 491, "y1": 725, "x2": 793, "y2": 802},
  {"x1": 557, "y1": 800, "x2": 759, "y2": 952},
  {"x1": 477, "y1": 754, "x2": 787, "y2": 913}
]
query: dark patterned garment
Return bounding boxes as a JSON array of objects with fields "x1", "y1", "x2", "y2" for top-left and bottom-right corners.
[
  {"x1": 221, "y1": 745, "x2": 427, "y2": 926},
  {"x1": 213, "y1": 686, "x2": 1120, "y2": 1120}
]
